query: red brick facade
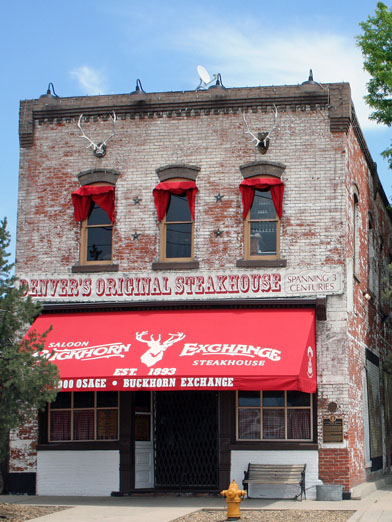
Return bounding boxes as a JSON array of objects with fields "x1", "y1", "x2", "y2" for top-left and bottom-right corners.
[{"x1": 10, "y1": 81, "x2": 392, "y2": 496}]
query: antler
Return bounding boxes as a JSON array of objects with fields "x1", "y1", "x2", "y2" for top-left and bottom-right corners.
[
  {"x1": 135, "y1": 331, "x2": 150, "y2": 343},
  {"x1": 101, "y1": 111, "x2": 116, "y2": 147},
  {"x1": 78, "y1": 114, "x2": 98, "y2": 150},
  {"x1": 267, "y1": 104, "x2": 278, "y2": 139},
  {"x1": 242, "y1": 105, "x2": 278, "y2": 153},
  {"x1": 242, "y1": 112, "x2": 261, "y2": 146},
  {"x1": 77, "y1": 111, "x2": 116, "y2": 157},
  {"x1": 162, "y1": 332, "x2": 185, "y2": 347}
]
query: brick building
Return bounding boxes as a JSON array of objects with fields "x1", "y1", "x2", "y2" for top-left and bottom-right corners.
[{"x1": 9, "y1": 77, "x2": 392, "y2": 498}]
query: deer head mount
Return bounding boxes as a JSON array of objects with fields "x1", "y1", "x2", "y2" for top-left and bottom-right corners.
[
  {"x1": 242, "y1": 105, "x2": 278, "y2": 154},
  {"x1": 77, "y1": 112, "x2": 116, "y2": 158}
]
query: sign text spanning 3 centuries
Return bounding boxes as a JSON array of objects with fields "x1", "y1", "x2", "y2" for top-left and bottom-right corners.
[{"x1": 18, "y1": 268, "x2": 343, "y2": 302}]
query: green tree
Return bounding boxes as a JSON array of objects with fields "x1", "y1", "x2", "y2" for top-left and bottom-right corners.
[
  {"x1": 357, "y1": 2, "x2": 392, "y2": 166},
  {"x1": 0, "y1": 218, "x2": 59, "y2": 463}
]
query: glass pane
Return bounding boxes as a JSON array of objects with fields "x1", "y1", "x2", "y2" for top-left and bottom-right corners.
[
  {"x1": 74, "y1": 391, "x2": 94, "y2": 408},
  {"x1": 88, "y1": 202, "x2": 111, "y2": 225},
  {"x1": 263, "y1": 391, "x2": 284, "y2": 407},
  {"x1": 135, "y1": 391, "x2": 151, "y2": 412},
  {"x1": 263, "y1": 409, "x2": 284, "y2": 439},
  {"x1": 250, "y1": 222, "x2": 277, "y2": 255},
  {"x1": 238, "y1": 391, "x2": 260, "y2": 407},
  {"x1": 166, "y1": 223, "x2": 192, "y2": 258},
  {"x1": 250, "y1": 190, "x2": 276, "y2": 219},
  {"x1": 74, "y1": 410, "x2": 94, "y2": 440},
  {"x1": 97, "y1": 391, "x2": 118, "y2": 408},
  {"x1": 166, "y1": 193, "x2": 191, "y2": 221},
  {"x1": 287, "y1": 391, "x2": 311, "y2": 407},
  {"x1": 51, "y1": 392, "x2": 71, "y2": 409},
  {"x1": 238, "y1": 409, "x2": 260, "y2": 439},
  {"x1": 50, "y1": 411, "x2": 71, "y2": 441},
  {"x1": 97, "y1": 409, "x2": 118, "y2": 440},
  {"x1": 287, "y1": 409, "x2": 311, "y2": 439},
  {"x1": 87, "y1": 226, "x2": 112, "y2": 261},
  {"x1": 135, "y1": 414, "x2": 151, "y2": 441}
]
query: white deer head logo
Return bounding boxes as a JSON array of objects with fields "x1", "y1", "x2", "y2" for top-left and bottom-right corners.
[{"x1": 136, "y1": 331, "x2": 185, "y2": 368}]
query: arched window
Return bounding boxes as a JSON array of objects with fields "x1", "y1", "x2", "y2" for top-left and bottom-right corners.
[
  {"x1": 239, "y1": 161, "x2": 285, "y2": 263},
  {"x1": 153, "y1": 178, "x2": 197, "y2": 261},
  {"x1": 153, "y1": 165, "x2": 199, "y2": 263},
  {"x1": 72, "y1": 182, "x2": 115, "y2": 265},
  {"x1": 368, "y1": 213, "x2": 376, "y2": 294},
  {"x1": 240, "y1": 176, "x2": 284, "y2": 260},
  {"x1": 353, "y1": 190, "x2": 360, "y2": 278}
]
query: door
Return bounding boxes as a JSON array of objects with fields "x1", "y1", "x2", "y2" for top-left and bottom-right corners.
[
  {"x1": 134, "y1": 392, "x2": 154, "y2": 489},
  {"x1": 154, "y1": 391, "x2": 219, "y2": 489}
]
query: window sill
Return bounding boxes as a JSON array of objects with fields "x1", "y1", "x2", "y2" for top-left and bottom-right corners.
[
  {"x1": 37, "y1": 441, "x2": 120, "y2": 451},
  {"x1": 236, "y1": 259, "x2": 287, "y2": 268},
  {"x1": 72, "y1": 264, "x2": 119, "y2": 273},
  {"x1": 152, "y1": 261, "x2": 200, "y2": 270},
  {"x1": 229, "y1": 441, "x2": 317, "y2": 451}
]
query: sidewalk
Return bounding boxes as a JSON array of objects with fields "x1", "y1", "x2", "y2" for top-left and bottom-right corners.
[{"x1": 3, "y1": 484, "x2": 392, "y2": 521}]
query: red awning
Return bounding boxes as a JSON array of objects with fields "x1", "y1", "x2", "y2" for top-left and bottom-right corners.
[{"x1": 28, "y1": 308, "x2": 316, "y2": 393}]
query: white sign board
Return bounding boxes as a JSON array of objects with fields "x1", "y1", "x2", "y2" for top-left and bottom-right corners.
[{"x1": 18, "y1": 267, "x2": 343, "y2": 302}]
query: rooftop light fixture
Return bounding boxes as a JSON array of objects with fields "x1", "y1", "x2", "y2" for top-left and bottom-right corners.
[
  {"x1": 131, "y1": 79, "x2": 146, "y2": 95},
  {"x1": 40, "y1": 83, "x2": 60, "y2": 102}
]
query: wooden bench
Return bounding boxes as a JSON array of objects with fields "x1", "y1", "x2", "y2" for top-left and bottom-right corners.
[{"x1": 243, "y1": 463, "x2": 306, "y2": 500}]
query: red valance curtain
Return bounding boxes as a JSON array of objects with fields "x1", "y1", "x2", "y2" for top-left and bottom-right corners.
[
  {"x1": 240, "y1": 178, "x2": 284, "y2": 219},
  {"x1": 153, "y1": 181, "x2": 198, "y2": 222},
  {"x1": 71, "y1": 186, "x2": 115, "y2": 223}
]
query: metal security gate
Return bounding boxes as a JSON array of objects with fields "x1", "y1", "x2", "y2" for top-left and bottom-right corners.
[{"x1": 154, "y1": 391, "x2": 219, "y2": 489}]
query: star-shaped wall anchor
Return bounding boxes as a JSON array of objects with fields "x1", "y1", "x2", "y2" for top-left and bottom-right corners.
[
  {"x1": 133, "y1": 197, "x2": 142, "y2": 205},
  {"x1": 132, "y1": 232, "x2": 141, "y2": 240},
  {"x1": 214, "y1": 193, "x2": 224, "y2": 202},
  {"x1": 214, "y1": 229, "x2": 223, "y2": 237}
]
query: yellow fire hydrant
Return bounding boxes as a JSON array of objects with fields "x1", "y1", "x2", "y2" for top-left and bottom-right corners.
[{"x1": 221, "y1": 480, "x2": 246, "y2": 520}]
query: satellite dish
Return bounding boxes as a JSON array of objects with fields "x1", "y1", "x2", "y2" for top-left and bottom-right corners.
[
  {"x1": 195, "y1": 65, "x2": 216, "y2": 90},
  {"x1": 197, "y1": 65, "x2": 211, "y2": 85}
]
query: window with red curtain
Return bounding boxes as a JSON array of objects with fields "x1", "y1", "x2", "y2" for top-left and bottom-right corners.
[
  {"x1": 72, "y1": 185, "x2": 115, "y2": 223},
  {"x1": 71, "y1": 185, "x2": 115, "y2": 264},
  {"x1": 153, "y1": 180, "x2": 198, "y2": 260},
  {"x1": 239, "y1": 177, "x2": 284, "y2": 259}
]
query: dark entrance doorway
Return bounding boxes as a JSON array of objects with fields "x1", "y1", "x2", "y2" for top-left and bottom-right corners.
[{"x1": 154, "y1": 391, "x2": 219, "y2": 490}]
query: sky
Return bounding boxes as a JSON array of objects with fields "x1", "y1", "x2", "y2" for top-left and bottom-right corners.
[{"x1": 1, "y1": 0, "x2": 391, "y2": 257}]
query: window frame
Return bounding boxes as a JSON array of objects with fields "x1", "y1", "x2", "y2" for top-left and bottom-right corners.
[
  {"x1": 159, "y1": 177, "x2": 195, "y2": 262},
  {"x1": 134, "y1": 391, "x2": 152, "y2": 442},
  {"x1": 80, "y1": 182, "x2": 114, "y2": 266},
  {"x1": 48, "y1": 391, "x2": 119, "y2": 442},
  {"x1": 244, "y1": 185, "x2": 281, "y2": 260},
  {"x1": 353, "y1": 191, "x2": 360, "y2": 279},
  {"x1": 236, "y1": 390, "x2": 313, "y2": 442}
]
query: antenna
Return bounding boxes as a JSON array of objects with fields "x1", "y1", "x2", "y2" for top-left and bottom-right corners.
[{"x1": 195, "y1": 65, "x2": 217, "y2": 90}]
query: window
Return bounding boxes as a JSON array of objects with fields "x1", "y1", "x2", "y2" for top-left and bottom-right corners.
[
  {"x1": 134, "y1": 391, "x2": 152, "y2": 441},
  {"x1": 237, "y1": 390, "x2": 312, "y2": 441},
  {"x1": 354, "y1": 192, "x2": 360, "y2": 277},
  {"x1": 240, "y1": 177, "x2": 283, "y2": 260},
  {"x1": 81, "y1": 199, "x2": 113, "y2": 263},
  {"x1": 368, "y1": 214, "x2": 377, "y2": 295},
  {"x1": 71, "y1": 184, "x2": 115, "y2": 265},
  {"x1": 153, "y1": 179, "x2": 197, "y2": 261},
  {"x1": 246, "y1": 189, "x2": 280, "y2": 258},
  {"x1": 49, "y1": 391, "x2": 119, "y2": 441},
  {"x1": 163, "y1": 192, "x2": 193, "y2": 259}
]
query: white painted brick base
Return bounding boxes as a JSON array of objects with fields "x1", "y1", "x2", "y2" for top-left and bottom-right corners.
[
  {"x1": 37, "y1": 451, "x2": 119, "y2": 496},
  {"x1": 231, "y1": 450, "x2": 322, "y2": 500}
]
